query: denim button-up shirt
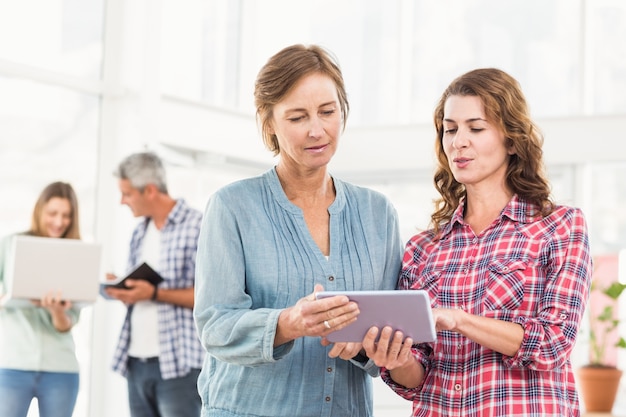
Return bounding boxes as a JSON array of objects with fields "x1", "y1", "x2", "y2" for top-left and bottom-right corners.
[{"x1": 194, "y1": 168, "x2": 403, "y2": 417}]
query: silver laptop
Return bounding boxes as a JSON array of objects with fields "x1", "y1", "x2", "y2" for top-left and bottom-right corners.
[{"x1": 1, "y1": 235, "x2": 102, "y2": 307}]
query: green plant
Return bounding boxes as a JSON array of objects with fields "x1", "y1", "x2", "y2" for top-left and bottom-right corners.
[{"x1": 588, "y1": 281, "x2": 626, "y2": 367}]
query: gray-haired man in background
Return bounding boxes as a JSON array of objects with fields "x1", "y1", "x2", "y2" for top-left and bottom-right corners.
[{"x1": 105, "y1": 151, "x2": 204, "y2": 417}]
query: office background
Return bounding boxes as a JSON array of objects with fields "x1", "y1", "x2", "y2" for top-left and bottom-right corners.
[{"x1": 1, "y1": 0, "x2": 625, "y2": 415}]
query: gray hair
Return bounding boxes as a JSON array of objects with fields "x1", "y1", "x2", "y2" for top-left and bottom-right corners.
[{"x1": 113, "y1": 152, "x2": 168, "y2": 194}]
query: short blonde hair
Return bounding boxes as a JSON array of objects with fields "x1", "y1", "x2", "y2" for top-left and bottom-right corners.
[{"x1": 254, "y1": 44, "x2": 349, "y2": 156}]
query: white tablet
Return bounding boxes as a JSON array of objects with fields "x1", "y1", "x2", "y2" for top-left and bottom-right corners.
[{"x1": 315, "y1": 290, "x2": 436, "y2": 343}]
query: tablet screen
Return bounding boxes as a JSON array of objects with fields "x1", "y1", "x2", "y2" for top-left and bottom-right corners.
[{"x1": 315, "y1": 290, "x2": 436, "y2": 343}]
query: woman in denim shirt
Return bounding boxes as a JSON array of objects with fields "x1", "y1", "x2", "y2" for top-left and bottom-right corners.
[{"x1": 193, "y1": 44, "x2": 403, "y2": 417}]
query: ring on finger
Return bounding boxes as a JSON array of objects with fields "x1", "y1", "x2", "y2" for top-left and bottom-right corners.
[{"x1": 324, "y1": 320, "x2": 331, "y2": 329}]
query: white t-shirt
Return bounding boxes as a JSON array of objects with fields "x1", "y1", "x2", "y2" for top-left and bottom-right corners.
[{"x1": 128, "y1": 221, "x2": 161, "y2": 358}]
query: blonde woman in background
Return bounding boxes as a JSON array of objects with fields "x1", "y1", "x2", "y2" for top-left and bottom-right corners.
[{"x1": 0, "y1": 181, "x2": 83, "y2": 417}]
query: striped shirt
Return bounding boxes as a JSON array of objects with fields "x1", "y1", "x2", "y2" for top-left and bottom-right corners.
[
  {"x1": 381, "y1": 195, "x2": 592, "y2": 417},
  {"x1": 111, "y1": 199, "x2": 205, "y2": 379}
]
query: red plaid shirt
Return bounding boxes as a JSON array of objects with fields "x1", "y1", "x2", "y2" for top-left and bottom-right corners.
[{"x1": 381, "y1": 195, "x2": 592, "y2": 417}]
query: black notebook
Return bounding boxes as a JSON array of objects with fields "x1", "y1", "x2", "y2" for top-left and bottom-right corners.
[{"x1": 101, "y1": 262, "x2": 164, "y2": 291}]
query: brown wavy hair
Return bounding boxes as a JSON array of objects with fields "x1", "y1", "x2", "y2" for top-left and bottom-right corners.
[
  {"x1": 254, "y1": 44, "x2": 349, "y2": 156},
  {"x1": 30, "y1": 181, "x2": 81, "y2": 239},
  {"x1": 430, "y1": 68, "x2": 553, "y2": 236}
]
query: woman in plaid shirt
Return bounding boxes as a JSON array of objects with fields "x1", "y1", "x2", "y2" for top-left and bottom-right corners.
[{"x1": 363, "y1": 68, "x2": 592, "y2": 417}]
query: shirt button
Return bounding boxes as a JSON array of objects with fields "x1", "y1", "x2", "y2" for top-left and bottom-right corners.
[
  {"x1": 503, "y1": 266, "x2": 509, "y2": 272},
  {"x1": 327, "y1": 367, "x2": 333, "y2": 373},
  {"x1": 328, "y1": 276, "x2": 334, "y2": 281},
  {"x1": 325, "y1": 396, "x2": 331, "y2": 402},
  {"x1": 454, "y1": 384, "x2": 462, "y2": 392}
]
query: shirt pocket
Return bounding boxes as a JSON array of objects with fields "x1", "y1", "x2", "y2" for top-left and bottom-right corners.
[
  {"x1": 410, "y1": 268, "x2": 440, "y2": 308},
  {"x1": 484, "y1": 259, "x2": 527, "y2": 311}
]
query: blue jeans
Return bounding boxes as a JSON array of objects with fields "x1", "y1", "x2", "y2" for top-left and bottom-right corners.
[
  {"x1": 127, "y1": 357, "x2": 201, "y2": 417},
  {"x1": 0, "y1": 368, "x2": 79, "y2": 417}
]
